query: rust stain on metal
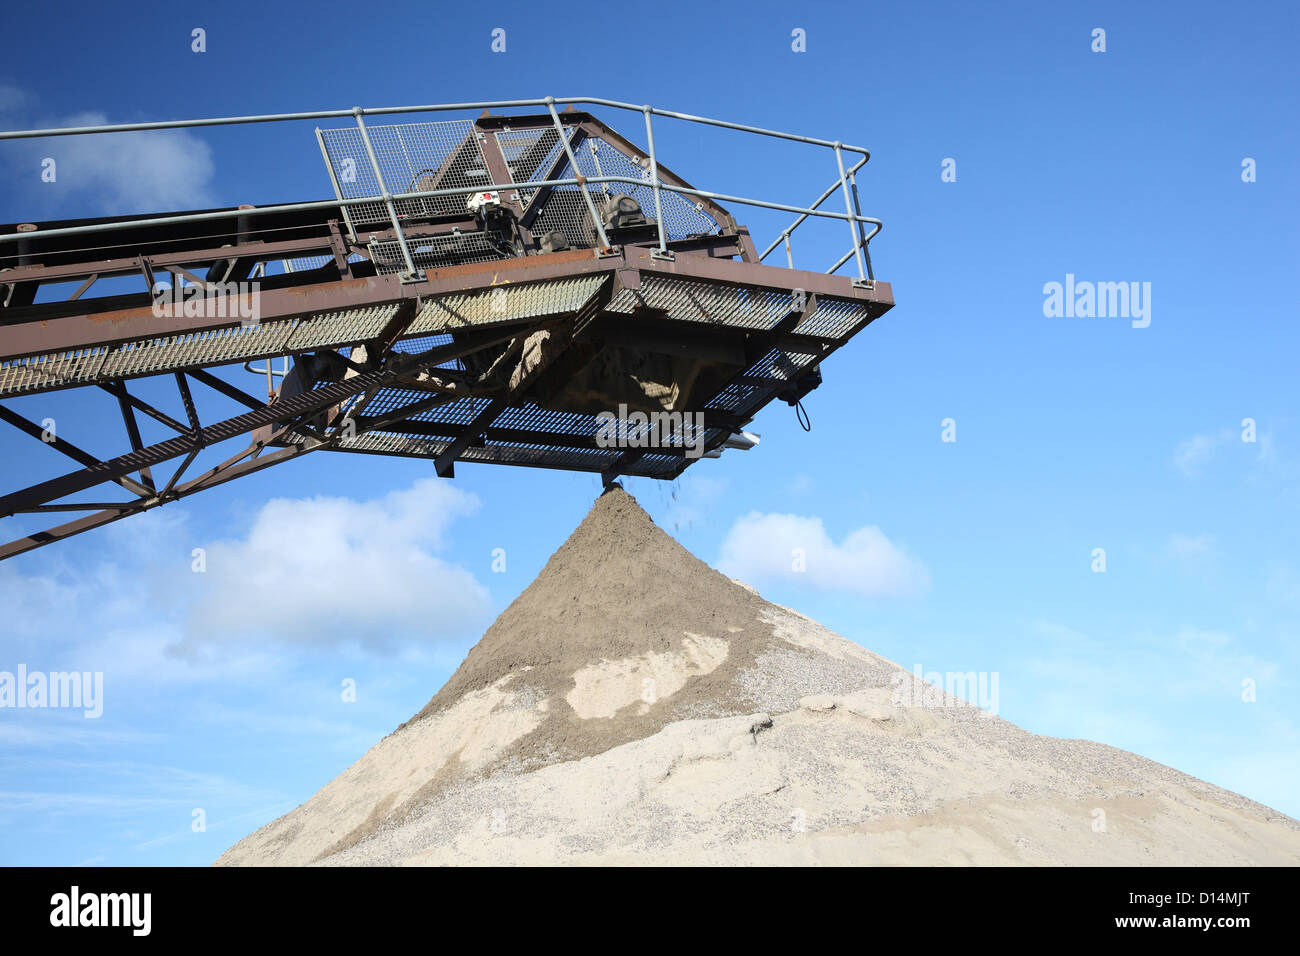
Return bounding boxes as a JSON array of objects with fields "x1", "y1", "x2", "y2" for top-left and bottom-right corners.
[
  {"x1": 89, "y1": 306, "x2": 160, "y2": 324},
  {"x1": 289, "y1": 277, "x2": 370, "y2": 296}
]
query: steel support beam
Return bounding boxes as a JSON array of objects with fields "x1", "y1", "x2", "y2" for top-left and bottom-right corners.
[
  {"x1": 0, "y1": 404, "x2": 153, "y2": 499},
  {"x1": 0, "y1": 334, "x2": 515, "y2": 518}
]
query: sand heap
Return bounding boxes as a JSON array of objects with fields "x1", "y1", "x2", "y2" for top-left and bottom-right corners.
[{"x1": 218, "y1": 487, "x2": 1300, "y2": 866}]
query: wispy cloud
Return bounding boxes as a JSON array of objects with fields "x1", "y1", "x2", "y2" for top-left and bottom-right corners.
[
  {"x1": 786, "y1": 472, "x2": 815, "y2": 495},
  {"x1": 132, "y1": 800, "x2": 299, "y2": 851},
  {"x1": 1265, "y1": 564, "x2": 1300, "y2": 606},
  {"x1": 1160, "y1": 533, "x2": 1216, "y2": 574},
  {"x1": 1174, "y1": 422, "x2": 1276, "y2": 477},
  {"x1": 0, "y1": 84, "x2": 28, "y2": 115},
  {"x1": 1174, "y1": 428, "x2": 1234, "y2": 475},
  {"x1": 1014, "y1": 617, "x2": 1299, "y2": 818},
  {"x1": 1023, "y1": 619, "x2": 1282, "y2": 718},
  {"x1": 1165, "y1": 533, "x2": 1213, "y2": 558},
  {"x1": 0, "y1": 759, "x2": 286, "y2": 818},
  {"x1": 0, "y1": 720, "x2": 166, "y2": 750}
]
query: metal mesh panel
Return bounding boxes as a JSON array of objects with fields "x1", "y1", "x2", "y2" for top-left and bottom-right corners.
[
  {"x1": 704, "y1": 345, "x2": 818, "y2": 423},
  {"x1": 795, "y1": 297, "x2": 874, "y2": 339},
  {"x1": 746, "y1": 348, "x2": 817, "y2": 383},
  {"x1": 392, "y1": 333, "x2": 454, "y2": 354},
  {"x1": 283, "y1": 304, "x2": 398, "y2": 351},
  {"x1": 530, "y1": 190, "x2": 600, "y2": 249},
  {"x1": 319, "y1": 121, "x2": 490, "y2": 225},
  {"x1": 337, "y1": 431, "x2": 448, "y2": 456},
  {"x1": 607, "y1": 275, "x2": 796, "y2": 330},
  {"x1": 410, "y1": 395, "x2": 496, "y2": 425},
  {"x1": 491, "y1": 402, "x2": 599, "y2": 436},
  {"x1": 2, "y1": 328, "x2": 303, "y2": 396},
  {"x1": 0, "y1": 347, "x2": 109, "y2": 396},
  {"x1": 705, "y1": 380, "x2": 772, "y2": 413},
  {"x1": 360, "y1": 387, "x2": 434, "y2": 419},
  {"x1": 326, "y1": 431, "x2": 675, "y2": 477},
  {"x1": 460, "y1": 442, "x2": 617, "y2": 471},
  {"x1": 593, "y1": 412, "x2": 709, "y2": 450},
  {"x1": 378, "y1": 400, "x2": 705, "y2": 464},
  {"x1": 406, "y1": 275, "x2": 608, "y2": 334},
  {"x1": 368, "y1": 234, "x2": 510, "y2": 276},
  {"x1": 313, "y1": 370, "x2": 756, "y2": 475},
  {"x1": 582, "y1": 137, "x2": 717, "y2": 240},
  {"x1": 495, "y1": 127, "x2": 568, "y2": 206},
  {"x1": 100, "y1": 321, "x2": 299, "y2": 378},
  {"x1": 344, "y1": 393, "x2": 708, "y2": 467},
  {"x1": 504, "y1": 132, "x2": 720, "y2": 248},
  {"x1": 634, "y1": 453, "x2": 688, "y2": 477},
  {"x1": 1, "y1": 304, "x2": 406, "y2": 398},
  {"x1": 282, "y1": 253, "x2": 365, "y2": 274}
]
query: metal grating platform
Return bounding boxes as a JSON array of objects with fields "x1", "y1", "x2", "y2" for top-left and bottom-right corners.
[{"x1": 407, "y1": 275, "x2": 610, "y2": 334}]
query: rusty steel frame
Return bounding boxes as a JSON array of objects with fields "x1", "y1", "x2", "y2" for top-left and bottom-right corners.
[
  {"x1": 0, "y1": 248, "x2": 893, "y2": 558},
  {"x1": 0, "y1": 247, "x2": 886, "y2": 368},
  {"x1": 0, "y1": 325, "x2": 541, "y2": 559},
  {"x1": 0, "y1": 101, "x2": 894, "y2": 561}
]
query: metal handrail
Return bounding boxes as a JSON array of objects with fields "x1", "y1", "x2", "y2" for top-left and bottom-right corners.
[
  {"x1": 0, "y1": 96, "x2": 872, "y2": 155},
  {"x1": 756, "y1": 156, "x2": 882, "y2": 280},
  {"x1": 757, "y1": 158, "x2": 870, "y2": 260},
  {"x1": 0, "y1": 176, "x2": 882, "y2": 241},
  {"x1": 0, "y1": 96, "x2": 880, "y2": 283}
]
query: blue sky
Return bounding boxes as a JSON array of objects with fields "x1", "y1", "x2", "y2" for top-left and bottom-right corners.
[{"x1": 1, "y1": 0, "x2": 1297, "y2": 865}]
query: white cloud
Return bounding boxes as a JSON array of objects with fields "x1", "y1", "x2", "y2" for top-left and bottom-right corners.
[
  {"x1": 43, "y1": 110, "x2": 217, "y2": 213},
  {"x1": 177, "y1": 478, "x2": 492, "y2": 655},
  {"x1": 2, "y1": 93, "x2": 217, "y2": 214},
  {"x1": 717, "y1": 511, "x2": 930, "y2": 597},
  {"x1": 0, "y1": 477, "x2": 493, "y2": 667}
]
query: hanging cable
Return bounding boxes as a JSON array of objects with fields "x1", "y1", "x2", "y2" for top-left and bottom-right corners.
[{"x1": 795, "y1": 398, "x2": 811, "y2": 432}]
